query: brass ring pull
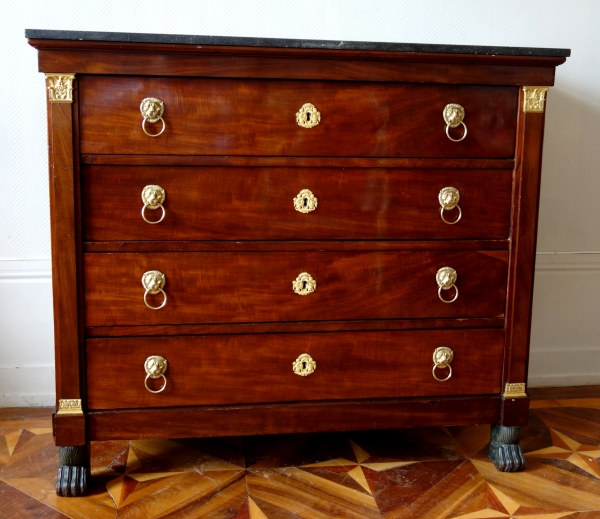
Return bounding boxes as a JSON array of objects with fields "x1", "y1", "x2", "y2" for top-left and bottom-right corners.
[
  {"x1": 143, "y1": 289, "x2": 167, "y2": 310},
  {"x1": 438, "y1": 187, "x2": 462, "y2": 225},
  {"x1": 142, "y1": 117, "x2": 166, "y2": 137},
  {"x1": 437, "y1": 285, "x2": 458, "y2": 303},
  {"x1": 142, "y1": 204, "x2": 166, "y2": 224},
  {"x1": 440, "y1": 206, "x2": 462, "y2": 225},
  {"x1": 144, "y1": 355, "x2": 168, "y2": 393},
  {"x1": 432, "y1": 347, "x2": 453, "y2": 382},
  {"x1": 144, "y1": 373, "x2": 167, "y2": 393},
  {"x1": 140, "y1": 97, "x2": 166, "y2": 137},
  {"x1": 432, "y1": 365, "x2": 452, "y2": 382},
  {"x1": 142, "y1": 270, "x2": 167, "y2": 310},
  {"x1": 436, "y1": 267, "x2": 458, "y2": 304},
  {"x1": 141, "y1": 185, "x2": 166, "y2": 224},
  {"x1": 445, "y1": 122, "x2": 467, "y2": 142},
  {"x1": 443, "y1": 104, "x2": 467, "y2": 142}
]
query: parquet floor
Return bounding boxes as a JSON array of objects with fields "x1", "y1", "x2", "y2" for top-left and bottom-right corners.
[{"x1": 1, "y1": 396, "x2": 600, "y2": 518}]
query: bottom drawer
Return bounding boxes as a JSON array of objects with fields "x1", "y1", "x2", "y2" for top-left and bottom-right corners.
[{"x1": 86, "y1": 329, "x2": 504, "y2": 410}]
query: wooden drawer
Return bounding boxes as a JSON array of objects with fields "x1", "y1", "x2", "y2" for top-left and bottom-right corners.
[
  {"x1": 83, "y1": 250, "x2": 508, "y2": 326},
  {"x1": 86, "y1": 328, "x2": 505, "y2": 409},
  {"x1": 79, "y1": 76, "x2": 518, "y2": 158},
  {"x1": 83, "y1": 166, "x2": 512, "y2": 241}
]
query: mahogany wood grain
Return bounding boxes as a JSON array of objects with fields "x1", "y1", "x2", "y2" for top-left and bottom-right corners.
[
  {"x1": 79, "y1": 76, "x2": 518, "y2": 158},
  {"x1": 501, "y1": 396, "x2": 530, "y2": 426},
  {"x1": 54, "y1": 414, "x2": 86, "y2": 447},
  {"x1": 85, "y1": 317, "x2": 504, "y2": 338},
  {"x1": 87, "y1": 396, "x2": 501, "y2": 440},
  {"x1": 83, "y1": 250, "x2": 509, "y2": 326},
  {"x1": 502, "y1": 92, "x2": 546, "y2": 420},
  {"x1": 84, "y1": 239, "x2": 510, "y2": 253},
  {"x1": 82, "y1": 155, "x2": 515, "y2": 169},
  {"x1": 36, "y1": 49, "x2": 558, "y2": 86},
  {"x1": 47, "y1": 97, "x2": 83, "y2": 408},
  {"x1": 29, "y1": 38, "x2": 568, "y2": 67},
  {"x1": 83, "y1": 166, "x2": 512, "y2": 241},
  {"x1": 71, "y1": 84, "x2": 88, "y2": 409},
  {"x1": 86, "y1": 329, "x2": 504, "y2": 409}
]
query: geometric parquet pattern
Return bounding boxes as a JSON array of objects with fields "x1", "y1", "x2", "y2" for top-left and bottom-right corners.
[{"x1": 1, "y1": 399, "x2": 600, "y2": 518}]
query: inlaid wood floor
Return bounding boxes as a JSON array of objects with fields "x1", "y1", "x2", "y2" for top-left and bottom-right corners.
[{"x1": 1, "y1": 396, "x2": 600, "y2": 518}]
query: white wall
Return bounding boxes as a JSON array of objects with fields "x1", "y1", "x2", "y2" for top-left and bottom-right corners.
[{"x1": 1, "y1": 0, "x2": 599, "y2": 406}]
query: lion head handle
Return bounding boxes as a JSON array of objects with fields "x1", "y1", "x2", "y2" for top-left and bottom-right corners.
[
  {"x1": 142, "y1": 270, "x2": 166, "y2": 294},
  {"x1": 140, "y1": 98, "x2": 164, "y2": 123}
]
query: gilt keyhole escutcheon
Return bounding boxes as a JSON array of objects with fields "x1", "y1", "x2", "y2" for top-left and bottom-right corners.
[
  {"x1": 293, "y1": 272, "x2": 317, "y2": 295},
  {"x1": 294, "y1": 189, "x2": 318, "y2": 213},
  {"x1": 293, "y1": 353, "x2": 316, "y2": 376},
  {"x1": 296, "y1": 103, "x2": 321, "y2": 128}
]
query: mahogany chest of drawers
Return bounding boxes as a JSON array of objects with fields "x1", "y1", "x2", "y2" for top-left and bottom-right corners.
[{"x1": 26, "y1": 30, "x2": 569, "y2": 496}]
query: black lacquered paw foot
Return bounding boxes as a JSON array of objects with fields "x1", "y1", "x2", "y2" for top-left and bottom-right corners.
[
  {"x1": 56, "y1": 445, "x2": 89, "y2": 497},
  {"x1": 489, "y1": 443, "x2": 526, "y2": 472},
  {"x1": 56, "y1": 465, "x2": 87, "y2": 497},
  {"x1": 488, "y1": 424, "x2": 526, "y2": 472}
]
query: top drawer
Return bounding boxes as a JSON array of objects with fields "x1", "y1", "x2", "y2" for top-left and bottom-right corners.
[{"x1": 79, "y1": 77, "x2": 518, "y2": 158}]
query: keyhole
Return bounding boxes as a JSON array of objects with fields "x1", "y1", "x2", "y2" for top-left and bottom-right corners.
[
  {"x1": 302, "y1": 361, "x2": 307, "y2": 370},
  {"x1": 302, "y1": 280, "x2": 307, "y2": 289},
  {"x1": 306, "y1": 113, "x2": 311, "y2": 122},
  {"x1": 303, "y1": 198, "x2": 308, "y2": 207}
]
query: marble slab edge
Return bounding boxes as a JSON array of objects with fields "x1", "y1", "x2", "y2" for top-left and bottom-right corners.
[{"x1": 25, "y1": 29, "x2": 571, "y2": 57}]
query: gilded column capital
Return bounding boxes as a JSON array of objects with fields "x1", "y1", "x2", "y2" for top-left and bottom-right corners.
[
  {"x1": 45, "y1": 74, "x2": 76, "y2": 103},
  {"x1": 522, "y1": 86, "x2": 549, "y2": 113},
  {"x1": 503, "y1": 383, "x2": 527, "y2": 398},
  {"x1": 57, "y1": 398, "x2": 83, "y2": 416}
]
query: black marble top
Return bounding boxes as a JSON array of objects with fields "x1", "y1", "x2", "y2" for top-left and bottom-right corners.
[{"x1": 25, "y1": 29, "x2": 570, "y2": 58}]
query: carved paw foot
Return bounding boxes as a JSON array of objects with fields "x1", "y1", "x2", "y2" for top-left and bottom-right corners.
[
  {"x1": 56, "y1": 445, "x2": 89, "y2": 497},
  {"x1": 488, "y1": 443, "x2": 526, "y2": 472},
  {"x1": 488, "y1": 424, "x2": 526, "y2": 472},
  {"x1": 56, "y1": 465, "x2": 87, "y2": 497}
]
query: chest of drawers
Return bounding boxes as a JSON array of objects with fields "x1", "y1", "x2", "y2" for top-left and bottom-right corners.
[{"x1": 26, "y1": 30, "x2": 569, "y2": 496}]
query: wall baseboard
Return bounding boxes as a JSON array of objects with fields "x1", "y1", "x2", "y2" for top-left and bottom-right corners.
[
  {"x1": 529, "y1": 253, "x2": 600, "y2": 387},
  {"x1": 528, "y1": 348, "x2": 600, "y2": 387},
  {"x1": 0, "y1": 260, "x2": 54, "y2": 407},
  {"x1": 0, "y1": 365, "x2": 55, "y2": 407},
  {"x1": 0, "y1": 259, "x2": 51, "y2": 278}
]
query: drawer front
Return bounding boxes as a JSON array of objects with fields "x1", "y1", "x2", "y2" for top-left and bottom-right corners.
[
  {"x1": 79, "y1": 76, "x2": 518, "y2": 158},
  {"x1": 84, "y1": 250, "x2": 508, "y2": 326},
  {"x1": 86, "y1": 328, "x2": 505, "y2": 409},
  {"x1": 83, "y1": 166, "x2": 512, "y2": 241}
]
